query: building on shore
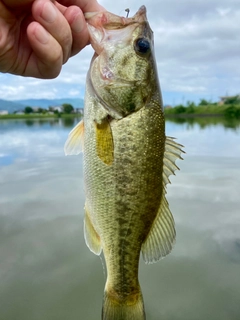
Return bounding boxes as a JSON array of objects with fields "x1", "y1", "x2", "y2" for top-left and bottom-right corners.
[
  {"x1": 74, "y1": 108, "x2": 84, "y2": 114},
  {"x1": 49, "y1": 105, "x2": 63, "y2": 113},
  {"x1": 0, "y1": 110, "x2": 9, "y2": 115},
  {"x1": 219, "y1": 95, "x2": 240, "y2": 105}
]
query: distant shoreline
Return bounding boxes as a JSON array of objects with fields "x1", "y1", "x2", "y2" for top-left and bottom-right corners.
[
  {"x1": 0, "y1": 113, "x2": 82, "y2": 120},
  {"x1": 165, "y1": 113, "x2": 224, "y2": 118},
  {"x1": 0, "y1": 112, "x2": 239, "y2": 120},
  {"x1": 0, "y1": 113, "x2": 225, "y2": 120}
]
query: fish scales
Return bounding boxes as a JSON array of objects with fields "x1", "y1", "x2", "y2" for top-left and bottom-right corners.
[
  {"x1": 64, "y1": 5, "x2": 184, "y2": 320},
  {"x1": 84, "y1": 87, "x2": 165, "y2": 295}
]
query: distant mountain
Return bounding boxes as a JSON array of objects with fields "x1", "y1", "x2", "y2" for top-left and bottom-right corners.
[
  {"x1": 0, "y1": 99, "x2": 25, "y2": 113},
  {"x1": 0, "y1": 98, "x2": 84, "y2": 113}
]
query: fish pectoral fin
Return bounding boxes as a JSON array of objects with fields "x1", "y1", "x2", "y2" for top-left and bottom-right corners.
[
  {"x1": 84, "y1": 204, "x2": 102, "y2": 255},
  {"x1": 64, "y1": 120, "x2": 84, "y2": 155},
  {"x1": 141, "y1": 192, "x2": 176, "y2": 263},
  {"x1": 141, "y1": 137, "x2": 184, "y2": 264},
  {"x1": 95, "y1": 118, "x2": 114, "y2": 165}
]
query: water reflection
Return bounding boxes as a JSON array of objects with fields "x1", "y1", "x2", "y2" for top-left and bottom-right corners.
[
  {"x1": 166, "y1": 115, "x2": 240, "y2": 131},
  {"x1": 0, "y1": 118, "x2": 239, "y2": 320},
  {"x1": 0, "y1": 117, "x2": 82, "y2": 130},
  {"x1": 25, "y1": 119, "x2": 35, "y2": 126},
  {"x1": 61, "y1": 117, "x2": 77, "y2": 127}
]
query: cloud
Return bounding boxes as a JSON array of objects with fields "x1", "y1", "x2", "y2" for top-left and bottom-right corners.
[
  {"x1": 1, "y1": 0, "x2": 240, "y2": 104},
  {"x1": 69, "y1": 89, "x2": 81, "y2": 96},
  {"x1": 150, "y1": 2, "x2": 240, "y2": 101}
]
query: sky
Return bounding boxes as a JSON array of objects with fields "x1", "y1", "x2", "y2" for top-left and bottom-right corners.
[{"x1": 0, "y1": 0, "x2": 240, "y2": 106}]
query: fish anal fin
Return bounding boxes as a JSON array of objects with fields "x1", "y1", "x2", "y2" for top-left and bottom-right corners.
[
  {"x1": 95, "y1": 118, "x2": 114, "y2": 165},
  {"x1": 141, "y1": 137, "x2": 184, "y2": 264},
  {"x1": 64, "y1": 120, "x2": 84, "y2": 155},
  {"x1": 84, "y1": 205, "x2": 102, "y2": 255},
  {"x1": 141, "y1": 193, "x2": 176, "y2": 263}
]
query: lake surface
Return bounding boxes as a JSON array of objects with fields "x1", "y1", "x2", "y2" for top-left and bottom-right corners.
[{"x1": 0, "y1": 118, "x2": 240, "y2": 320}]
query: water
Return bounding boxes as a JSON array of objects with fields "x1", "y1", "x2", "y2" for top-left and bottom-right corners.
[{"x1": 0, "y1": 118, "x2": 240, "y2": 320}]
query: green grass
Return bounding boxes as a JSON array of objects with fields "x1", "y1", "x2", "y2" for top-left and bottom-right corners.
[{"x1": 165, "y1": 104, "x2": 240, "y2": 118}]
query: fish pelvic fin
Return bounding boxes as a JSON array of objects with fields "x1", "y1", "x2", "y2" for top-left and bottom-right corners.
[
  {"x1": 84, "y1": 204, "x2": 102, "y2": 255},
  {"x1": 141, "y1": 137, "x2": 184, "y2": 263},
  {"x1": 102, "y1": 288, "x2": 145, "y2": 320},
  {"x1": 64, "y1": 119, "x2": 84, "y2": 155}
]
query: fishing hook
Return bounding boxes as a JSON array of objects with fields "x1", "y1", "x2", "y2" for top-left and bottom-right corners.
[{"x1": 125, "y1": 8, "x2": 130, "y2": 18}]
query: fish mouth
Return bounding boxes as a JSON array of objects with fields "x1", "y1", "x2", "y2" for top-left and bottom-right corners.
[
  {"x1": 85, "y1": 6, "x2": 147, "y2": 28},
  {"x1": 85, "y1": 6, "x2": 148, "y2": 55}
]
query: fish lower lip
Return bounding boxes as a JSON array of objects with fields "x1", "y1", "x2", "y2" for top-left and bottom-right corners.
[{"x1": 84, "y1": 12, "x2": 99, "y2": 19}]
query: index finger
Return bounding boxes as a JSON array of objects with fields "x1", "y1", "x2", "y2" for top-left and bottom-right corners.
[
  {"x1": 57, "y1": 0, "x2": 105, "y2": 13},
  {"x1": 3, "y1": 0, "x2": 105, "y2": 11}
]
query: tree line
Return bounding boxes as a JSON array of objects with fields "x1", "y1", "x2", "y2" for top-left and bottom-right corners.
[
  {"x1": 165, "y1": 95, "x2": 240, "y2": 119},
  {"x1": 24, "y1": 103, "x2": 74, "y2": 114}
]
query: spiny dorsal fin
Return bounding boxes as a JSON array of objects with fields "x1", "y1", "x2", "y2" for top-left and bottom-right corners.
[
  {"x1": 84, "y1": 204, "x2": 102, "y2": 255},
  {"x1": 163, "y1": 137, "x2": 184, "y2": 186},
  {"x1": 95, "y1": 118, "x2": 114, "y2": 165},
  {"x1": 141, "y1": 137, "x2": 184, "y2": 263},
  {"x1": 64, "y1": 120, "x2": 84, "y2": 155}
]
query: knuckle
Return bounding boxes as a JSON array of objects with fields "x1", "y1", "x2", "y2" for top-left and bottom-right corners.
[
  {"x1": 59, "y1": 33, "x2": 72, "y2": 63},
  {"x1": 39, "y1": 53, "x2": 63, "y2": 79},
  {"x1": 40, "y1": 65, "x2": 61, "y2": 79}
]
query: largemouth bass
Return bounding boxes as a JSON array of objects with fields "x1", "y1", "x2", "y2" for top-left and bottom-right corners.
[{"x1": 65, "y1": 6, "x2": 183, "y2": 320}]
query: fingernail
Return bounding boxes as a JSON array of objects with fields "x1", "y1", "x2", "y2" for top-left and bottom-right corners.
[
  {"x1": 71, "y1": 13, "x2": 85, "y2": 33},
  {"x1": 35, "y1": 25, "x2": 49, "y2": 44},
  {"x1": 41, "y1": 1, "x2": 57, "y2": 23}
]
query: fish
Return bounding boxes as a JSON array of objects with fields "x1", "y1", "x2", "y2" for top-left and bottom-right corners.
[{"x1": 64, "y1": 5, "x2": 184, "y2": 320}]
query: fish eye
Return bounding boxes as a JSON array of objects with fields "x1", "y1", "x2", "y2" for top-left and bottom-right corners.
[{"x1": 134, "y1": 38, "x2": 151, "y2": 55}]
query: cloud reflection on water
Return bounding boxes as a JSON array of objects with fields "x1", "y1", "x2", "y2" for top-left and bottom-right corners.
[{"x1": 0, "y1": 119, "x2": 240, "y2": 320}]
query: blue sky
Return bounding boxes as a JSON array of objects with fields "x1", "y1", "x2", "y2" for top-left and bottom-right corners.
[{"x1": 0, "y1": 0, "x2": 240, "y2": 106}]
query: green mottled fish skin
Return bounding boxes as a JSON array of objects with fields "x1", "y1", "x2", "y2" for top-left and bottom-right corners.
[
  {"x1": 63, "y1": 6, "x2": 182, "y2": 320},
  {"x1": 80, "y1": 6, "x2": 179, "y2": 320},
  {"x1": 84, "y1": 90, "x2": 165, "y2": 319},
  {"x1": 84, "y1": 84, "x2": 165, "y2": 296},
  {"x1": 64, "y1": 7, "x2": 182, "y2": 316}
]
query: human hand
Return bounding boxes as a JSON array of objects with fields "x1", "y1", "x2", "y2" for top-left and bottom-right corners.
[{"x1": 0, "y1": 0, "x2": 104, "y2": 78}]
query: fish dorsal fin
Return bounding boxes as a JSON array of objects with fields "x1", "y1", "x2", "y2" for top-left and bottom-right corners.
[
  {"x1": 64, "y1": 120, "x2": 84, "y2": 155},
  {"x1": 84, "y1": 204, "x2": 102, "y2": 255},
  {"x1": 163, "y1": 136, "x2": 184, "y2": 185},
  {"x1": 95, "y1": 118, "x2": 114, "y2": 165},
  {"x1": 141, "y1": 137, "x2": 184, "y2": 263}
]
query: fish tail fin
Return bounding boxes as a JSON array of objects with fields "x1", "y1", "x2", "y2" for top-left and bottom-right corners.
[{"x1": 102, "y1": 287, "x2": 145, "y2": 320}]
